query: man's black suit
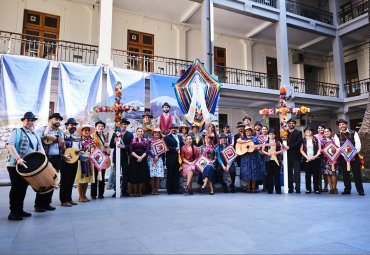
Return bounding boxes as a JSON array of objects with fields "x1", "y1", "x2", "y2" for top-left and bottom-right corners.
[
  {"x1": 164, "y1": 134, "x2": 184, "y2": 194},
  {"x1": 287, "y1": 129, "x2": 303, "y2": 193}
]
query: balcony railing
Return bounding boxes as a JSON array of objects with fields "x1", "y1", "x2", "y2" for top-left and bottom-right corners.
[
  {"x1": 111, "y1": 49, "x2": 193, "y2": 76},
  {"x1": 286, "y1": 0, "x2": 333, "y2": 24},
  {"x1": 0, "y1": 30, "x2": 98, "y2": 64},
  {"x1": 290, "y1": 78, "x2": 339, "y2": 97},
  {"x1": 251, "y1": 0, "x2": 277, "y2": 8},
  {"x1": 338, "y1": 0, "x2": 368, "y2": 24},
  {"x1": 344, "y1": 79, "x2": 370, "y2": 97}
]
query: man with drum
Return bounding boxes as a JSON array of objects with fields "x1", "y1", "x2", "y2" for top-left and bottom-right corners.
[
  {"x1": 60, "y1": 118, "x2": 80, "y2": 207},
  {"x1": 35, "y1": 112, "x2": 65, "y2": 212},
  {"x1": 6, "y1": 112, "x2": 44, "y2": 220}
]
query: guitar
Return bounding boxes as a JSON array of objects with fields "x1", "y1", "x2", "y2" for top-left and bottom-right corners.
[
  {"x1": 63, "y1": 147, "x2": 88, "y2": 164},
  {"x1": 235, "y1": 140, "x2": 275, "y2": 155},
  {"x1": 44, "y1": 128, "x2": 66, "y2": 145},
  {"x1": 268, "y1": 145, "x2": 280, "y2": 166}
]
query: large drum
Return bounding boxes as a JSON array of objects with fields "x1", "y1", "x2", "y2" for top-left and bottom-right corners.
[{"x1": 16, "y1": 152, "x2": 60, "y2": 194}]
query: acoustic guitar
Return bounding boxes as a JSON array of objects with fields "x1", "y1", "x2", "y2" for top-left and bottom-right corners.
[
  {"x1": 63, "y1": 147, "x2": 88, "y2": 164},
  {"x1": 268, "y1": 145, "x2": 280, "y2": 166},
  {"x1": 235, "y1": 140, "x2": 275, "y2": 156},
  {"x1": 44, "y1": 128, "x2": 66, "y2": 145}
]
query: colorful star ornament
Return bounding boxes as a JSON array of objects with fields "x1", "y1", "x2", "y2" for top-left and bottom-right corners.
[
  {"x1": 321, "y1": 141, "x2": 341, "y2": 164},
  {"x1": 92, "y1": 81, "x2": 139, "y2": 127},
  {"x1": 174, "y1": 58, "x2": 221, "y2": 128},
  {"x1": 259, "y1": 86, "x2": 310, "y2": 140},
  {"x1": 221, "y1": 145, "x2": 237, "y2": 165},
  {"x1": 340, "y1": 139, "x2": 357, "y2": 162}
]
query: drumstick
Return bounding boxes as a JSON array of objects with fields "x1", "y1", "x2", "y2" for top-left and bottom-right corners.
[{"x1": 19, "y1": 161, "x2": 28, "y2": 169}]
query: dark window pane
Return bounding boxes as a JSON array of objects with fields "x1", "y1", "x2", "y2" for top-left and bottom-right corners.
[
  {"x1": 44, "y1": 16, "x2": 58, "y2": 28},
  {"x1": 129, "y1": 32, "x2": 139, "y2": 43},
  {"x1": 26, "y1": 13, "x2": 41, "y2": 25},
  {"x1": 143, "y1": 35, "x2": 153, "y2": 45},
  {"x1": 217, "y1": 49, "x2": 225, "y2": 58}
]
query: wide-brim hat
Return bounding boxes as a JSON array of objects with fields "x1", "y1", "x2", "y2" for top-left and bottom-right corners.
[
  {"x1": 179, "y1": 123, "x2": 190, "y2": 132},
  {"x1": 152, "y1": 127, "x2": 162, "y2": 135},
  {"x1": 76, "y1": 124, "x2": 95, "y2": 136},
  {"x1": 219, "y1": 133, "x2": 228, "y2": 139},
  {"x1": 268, "y1": 128, "x2": 276, "y2": 134},
  {"x1": 49, "y1": 112, "x2": 63, "y2": 121},
  {"x1": 142, "y1": 111, "x2": 153, "y2": 118},
  {"x1": 120, "y1": 118, "x2": 130, "y2": 125},
  {"x1": 169, "y1": 123, "x2": 178, "y2": 129},
  {"x1": 244, "y1": 126, "x2": 253, "y2": 131},
  {"x1": 191, "y1": 123, "x2": 200, "y2": 129},
  {"x1": 21, "y1": 112, "x2": 38, "y2": 121},
  {"x1": 162, "y1": 102, "x2": 171, "y2": 108},
  {"x1": 207, "y1": 123, "x2": 216, "y2": 129},
  {"x1": 236, "y1": 122, "x2": 245, "y2": 128},
  {"x1": 287, "y1": 118, "x2": 296, "y2": 124},
  {"x1": 95, "y1": 120, "x2": 106, "y2": 127},
  {"x1": 65, "y1": 117, "x2": 78, "y2": 126},
  {"x1": 336, "y1": 118, "x2": 348, "y2": 125}
]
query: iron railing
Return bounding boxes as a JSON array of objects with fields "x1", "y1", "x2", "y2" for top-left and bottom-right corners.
[
  {"x1": 290, "y1": 77, "x2": 339, "y2": 97},
  {"x1": 286, "y1": 0, "x2": 333, "y2": 24},
  {"x1": 0, "y1": 30, "x2": 98, "y2": 64},
  {"x1": 251, "y1": 0, "x2": 277, "y2": 8},
  {"x1": 344, "y1": 78, "x2": 370, "y2": 97},
  {"x1": 111, "y1": 49, "x2": 193, "y2": 76},
  {"x1": 338, "y1": 0, "x2": 368, "y2": 24}
]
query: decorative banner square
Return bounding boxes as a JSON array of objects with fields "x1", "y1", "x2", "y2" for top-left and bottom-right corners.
[
  {"x1": 221, "y1": 145, "x2": 237, "y2": 164},
  {"x1": 194, "y1": 155, "x2": 211, "y2": 173},
  {"x1": 151, "y1": 139, "x2": 168, "y2": 156},
  {"x1": 89, "y1": 147, "x2": 109, "y2": 171},
  {"x1": 321, "y1": 141, "x2": 341, "y2": 164},
  {"x1": 340, "y1": 139, "x2": 357, "y2": 162}
]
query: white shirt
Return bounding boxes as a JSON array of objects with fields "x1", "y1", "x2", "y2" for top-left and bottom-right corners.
[
  {"x1": 306, "y1": 138, "x2": 314, "y2": 157},
  {"x1": 334, "y1": 129, "x2": 361, "y2": 152}
]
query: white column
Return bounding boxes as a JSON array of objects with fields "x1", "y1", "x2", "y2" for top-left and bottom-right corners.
[
  {"x1": 332, "y1": 37, "x2": 346, "y2": 98},
  {"x1": 246, "y1": 39, "x2": 254, "y2": 70},
  {"x1": 201, "y1": 0, "x2": 214, "y2": 74},
  {"x1": 96, "y1": 0, "x2": 113, "y2": 66}
]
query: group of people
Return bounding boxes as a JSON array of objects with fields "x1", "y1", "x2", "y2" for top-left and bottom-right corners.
[{"x1": 5, "y1": 102, "x2": 365, "y2": 221}]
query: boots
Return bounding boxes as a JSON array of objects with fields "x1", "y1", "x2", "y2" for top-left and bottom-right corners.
[
  {"x1": 150, "y1": 179, "x2": 155, "y2": 195},
  {"x1": 251, "y1": 181, "x2": 256, "y2": 194},
  {"x1": 138, "y1": 183, "x2": 143, "y2": 197}
]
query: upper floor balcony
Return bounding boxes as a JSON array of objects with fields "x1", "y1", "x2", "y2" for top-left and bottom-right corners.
[
  {"x1": 285, "y1": 0, "x2": 333, "y2": 24},
  {"x1": 344, "y1": 78, "x2": 370, "y2": 97},
  {"x1": 338, "y1": 0, "x2": 368, "y2": 24}
]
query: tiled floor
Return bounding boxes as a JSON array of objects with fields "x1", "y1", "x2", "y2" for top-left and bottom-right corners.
[{"x1": 0, "y1": 177, "x2": 369, "y2": 254}]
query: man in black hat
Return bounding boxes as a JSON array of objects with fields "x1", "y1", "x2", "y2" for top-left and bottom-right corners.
[
  {"x1": 35, "y1": 112, "x2": 65, "y2": 212},
  {"x1": 189, "y1": 124, "x2": 203, "y2": 147},
  {"x1": 164, "y1": 124, "x2": 184, "y2": 194},
  {"x1": 109, "y1": 118, "x2": 133, "y2": 197},
  {"x1": 334, "y1": 119, "x2": 364, "y2": 196},
  {"x1": 6, "y1": 112, "x2": 44, "y2": 220},
  {"x1": 142, "y1": 111, "x2": 155, "y2": 139},
  {"x1": 60, "y1": 118, "x2": 79, "y2": 207},
  {"x1": 233, "y1": 122, "x2": 245, "y2": 167},
  {"x1": 285, "y1": 118, "x2": 303, "y2": 193},
  {"x1": 222, "y1": 124, "x2": 234, "y2": 145},
  {"x1": 157, "y1": 102, "x2": 175, "y2": 135}
]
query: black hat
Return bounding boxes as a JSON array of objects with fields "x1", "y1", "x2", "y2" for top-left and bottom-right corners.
[
  {"x1": 49, "y1": 112, "x2": 63, "y2": 121},
  {"x1": 21, "y1": 112, "x2": 38, "y2": 121},
  {"x1": 243, "y1": 116, "x2": 251, "y2": 121},
  {"x1": 268, "y1": 128, "x2": 276, "y2": 134},
  {"x1": 336, "y1": 119, "x2": 348, "y2": 125},
  {"x1": 95, "y1": 120, "x2": 106, "y2": 127},
  {"x1": 65, "y1": 118, "x2": 78, "y2": 126},
  {"x1": 170, "y1": 123, "x2": 178, "y2": 129},
  {"x1": 222, "y1": 124, "x2": 230, "y2": 129},
  {"x1": 142, "y1": 111, "x2": 153, "y2": 118},
  {"x1": 236, "y1": 122, "x2": 245, "y2": 128},
  {"x1": 287, "y1": 118, "x2": 296, "y2": 124},
  {"x1": 317, "y1": 123, "x2": 326, "y2": 129},
  {"x1": 219, "y1": 133, "x2": 228, "y2": 139},
  {"x1": 304, "y1": 126, "x2": 314, "y2": 132},
  {"x1": 254, "y1": 121, "x2": 262, "y2": 127},
  {"x1": 121, "y1": 118, "x2": 130, "y2": 125},
  {"x1": 162, "y1": 102, "x2": 171, "y2": 108}
]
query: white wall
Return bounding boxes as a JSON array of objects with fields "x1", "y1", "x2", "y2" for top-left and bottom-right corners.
[{"x1": 0, "y1": 0, "x2": 98, "y2": 45}]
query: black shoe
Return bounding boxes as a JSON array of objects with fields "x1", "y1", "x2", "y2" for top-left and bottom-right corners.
[
  {"x1": 98, "y1": 195, "x2": 104, "y2": 199},
  {"x1": 342, "y1": 191, "x2": 351, "y2": 195},
  {"x1": 358, "y1": 192, "x2": 365, "y2": 196},
  {"x1": 44, "y1": 205, "x2": 56, "y2": 211},
  {"x1": 268, "y1": 192, "x2": 273, "y2": 194},
  {"x1": 288, "y1": 190, "x2": 293, "y2": 193},
  {"x1": 276, "y1": 191, "x2": 282, "y2": 194},
  {"x1": 112, "y1": 192, "x2": 116, "y2": 197},
  {"x1": 8, "y1": 212, "x2": 23, "y2": 221},
  {"x1": 210, "y1": 191, "x2": 214, "y2": 195},
  {"x1": 230, "y1": 185, "x2": 236, "y2": 193},
  {"x1": 35, "y1": 207, "x2": 46, "y2": 213},
  {"x1": 322, "y1": 188, "x2": 328, "y2": 192},
  {"x1": 91, "y1": 196, "x2": 97, "y2": 200},
  {"x1": 222, "y1": 185, "x2": 229, "y2": 193},
  {"x1": 69, "y1": 201, "x2": 78, "y2": 205},
  {"x1": 173, "y1": 191, "x2": 182, "y2": 194},
  {"x1": 305, "y1": 190, "x2": 311, "y2": 194},
  {"x1": 20, "y1": 211, "x2": 32, "y2": 217},
  {"x1": 314, "y1": 191, "x2": 321, "y2": 194},
  {"x1": 189, "y1": 190, "x2": 194, "y2": 195},
  {"x1": 296, "y1": 190, "x2": 301, "y2": 194}
]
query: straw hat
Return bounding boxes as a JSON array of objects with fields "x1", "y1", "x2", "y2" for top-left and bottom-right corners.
[{"x1": 76, "y1": 124, "x2": 95, "y2": 136}]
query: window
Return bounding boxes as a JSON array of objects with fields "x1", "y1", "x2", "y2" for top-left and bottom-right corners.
[
  {"x1": 22, "y1": 10, "x2": 60, "y2": 59},
  {"x1": 127, "y1": 30, "x2": 154, "y2": 72},
  {"x1": 214, "y1": 47, "x2": 226, "y2": 82}
]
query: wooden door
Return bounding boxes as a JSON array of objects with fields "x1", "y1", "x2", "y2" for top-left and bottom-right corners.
[
  {"x1": 345, "y1": 60, "x2": 360, "y2": 96},
  {"x1": 127, "y1": 30, "x2": 154, "y2": 72},
  {"x1": 266, "y1": 57, "x2": 278, "y2": 89},
  {"x1": 214, "y1": 47, "x2": 226, "y2": 82}
]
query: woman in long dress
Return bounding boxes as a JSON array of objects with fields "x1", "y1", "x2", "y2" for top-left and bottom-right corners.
[
  {"x1": 147, "y1": 128, "x2": 164, "y2": 195},
  {"x1": 198, "y1": 133, "x2": 216, "y2": 195},
  {"x1": 237, "y1": 126, "x2": 261, "y2": 193},
  {"x1": 181, "y1": 135, "x2": 198, "y2": 195},
  {"x1": 75, "y1": 124, "x2": 95, "y2": 202}
]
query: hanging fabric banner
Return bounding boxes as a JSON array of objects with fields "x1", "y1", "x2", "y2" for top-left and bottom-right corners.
[
  {"x1": 150, "y1": 73, "x2": 183, "y2": 121},
  {"x1": 57, "y1": 62, "x2": 103, "y2": 120},
  {"x1": 0, "y1": 55, "x2": 52, "y2": 126},
  {"x1": 107, "y1": 67, "x2": 145, "y2": 119}
]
